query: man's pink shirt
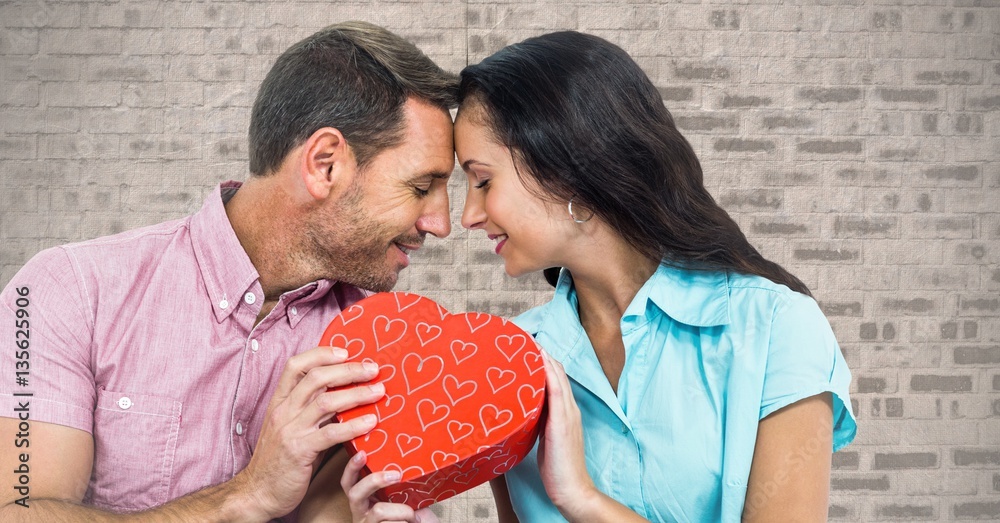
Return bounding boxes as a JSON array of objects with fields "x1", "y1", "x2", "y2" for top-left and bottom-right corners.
[{"x1": 0, "y1": 182, "x2": 369, "y2": 516}]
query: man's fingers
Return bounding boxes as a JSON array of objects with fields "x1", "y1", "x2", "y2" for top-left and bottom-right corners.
[
  {"x1": 273, "y1": 346, "x2": 349, "y2": 402},
  {"x1": 285, "y1": 360, "x2": 379, "y2": 411},
  {"x1": 299, "y1": 383, "x2": 385, "y2": 428},
  {"x1": 304, "y1": 413, "x2": 378, "y2": 453}
]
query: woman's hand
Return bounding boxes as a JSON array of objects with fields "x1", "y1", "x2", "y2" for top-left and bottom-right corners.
[
  {"x1": 536, "y1": 352, "x2": 600, "y2": 518},
  {"x1": 340, "y1": 450, "x2": 440, "y2": 523},
  {"x1": 536, "y1": 352, "x2": 651, "y2": 523}
]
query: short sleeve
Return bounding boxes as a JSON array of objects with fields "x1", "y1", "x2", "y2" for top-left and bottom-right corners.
[
  {"x1": 759, "y1": 292, "x2": 857, "y2": 452},
  {"x1": 0, "y1": 247, "x2": 97, "y2": 433}
]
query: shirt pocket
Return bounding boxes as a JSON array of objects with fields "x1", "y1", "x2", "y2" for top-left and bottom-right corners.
[{"x1": 86, "y1": 388, "x2": 182, "y2": 512}]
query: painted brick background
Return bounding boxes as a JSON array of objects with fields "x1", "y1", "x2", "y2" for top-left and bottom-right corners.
[{"x1": 1, "y1": 0, "x2": 998, "y2": 521}]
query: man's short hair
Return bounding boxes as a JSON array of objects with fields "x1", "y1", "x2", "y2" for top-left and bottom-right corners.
[{"x1": 249, "y1": 21, "x2": 459, "y2": 176}]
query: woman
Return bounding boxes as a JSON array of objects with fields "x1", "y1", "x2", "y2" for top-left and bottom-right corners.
[{"x1": 454, "y1": 31, "x2": 856, "y2": 522}]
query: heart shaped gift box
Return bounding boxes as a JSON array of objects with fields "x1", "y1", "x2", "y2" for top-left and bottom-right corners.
[{"x1": 320, "y1": 292, "x2": 545, "y2": 509}]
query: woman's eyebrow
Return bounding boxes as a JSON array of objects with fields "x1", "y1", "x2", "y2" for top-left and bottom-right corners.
[{"x1": 461, "y1": 159, "x2": 491, "y2": 171}]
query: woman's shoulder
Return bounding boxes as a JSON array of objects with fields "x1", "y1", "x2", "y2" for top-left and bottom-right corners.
[
  {"x1": 647, "y1": 265, "x2": 823, "y2": 329},
  {"x1": 725, "y1": 271, "x2": 799, "y2": 298},
  {"x1": 724, "y1": 271, "x2": 821, "y2": 318}
]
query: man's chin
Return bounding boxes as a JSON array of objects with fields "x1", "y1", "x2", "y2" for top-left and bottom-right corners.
[
  {"x1": 367, "y1": 280, "x2": 397, "y2": 293},
  {"x1": 332, "y1": 266, "x2": 398, "y2": 293},
  {"x1": 364, "y1": 268, "x2": 400, "y2": 293}
]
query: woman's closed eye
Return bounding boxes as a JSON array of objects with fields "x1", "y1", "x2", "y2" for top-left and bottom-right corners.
[{"x1": 475, "y1": 178, "x2": 491, "y2": 190}]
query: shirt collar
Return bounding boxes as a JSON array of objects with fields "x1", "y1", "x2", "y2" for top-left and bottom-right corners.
[
  {"x1": 190, "y1": 181, "x2": 261, "y2": 323},
  {"x1": 553, "y1": 262, "x2": 731, "y2": 329},
  {"x1": 643, "y1": 263, "x2": 731, "y2": 327}
]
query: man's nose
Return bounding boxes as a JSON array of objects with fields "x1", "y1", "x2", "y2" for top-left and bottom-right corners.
[{"x1": 417, "y1": 188, "x2": 452, "y2": 238}]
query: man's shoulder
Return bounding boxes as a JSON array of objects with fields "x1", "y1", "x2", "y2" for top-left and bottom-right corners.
[
  {"x1": 62, "y1": 215, "x2": 193, "y2": 257},
  {"x1": 7, "y1": 216, "x2": 195, "y2": 295}
]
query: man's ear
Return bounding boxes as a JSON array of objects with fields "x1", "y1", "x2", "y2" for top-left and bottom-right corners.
[{"x1": 299, "y1": 127, "x2": 356, "y2": 201}]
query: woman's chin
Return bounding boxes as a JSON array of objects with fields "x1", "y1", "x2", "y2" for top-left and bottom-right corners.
[
  {"x1": 502, "y1": 260, "x2": 526, "y2": 278},
  {"x1": 502, "y1": 260, "x2": 539, "y2": 279}
]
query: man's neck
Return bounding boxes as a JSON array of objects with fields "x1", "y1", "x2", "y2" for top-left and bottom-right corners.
[{"x1": 225, "y1": 177, "x2": 306, "y2": 301}]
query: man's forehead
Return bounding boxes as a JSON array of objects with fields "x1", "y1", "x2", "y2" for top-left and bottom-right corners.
[{"x1": 406, "y1": 113, "x2": 454, "y2": 150}]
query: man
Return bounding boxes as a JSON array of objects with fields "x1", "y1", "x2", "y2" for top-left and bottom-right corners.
[{"x1": 0, "y1": 21, "x2": 457, "y2": 522}]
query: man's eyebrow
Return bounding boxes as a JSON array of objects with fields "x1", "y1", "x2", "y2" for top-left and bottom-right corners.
[{"x1": 415, "y1": 170, "x2": 452, "y2": 181}]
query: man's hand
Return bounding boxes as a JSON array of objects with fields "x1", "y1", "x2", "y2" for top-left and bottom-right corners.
[
  {"x1": 236, "y1": 345, "x2": 386, "y2": 520},
  {"x1": 0, "y1": 345, "x2": 385, "y2": 522}
]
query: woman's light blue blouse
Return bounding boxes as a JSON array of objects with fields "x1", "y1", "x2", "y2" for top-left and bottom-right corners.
[{"x1": 507, "y1": 265, "x2": 856, "y2": 522}]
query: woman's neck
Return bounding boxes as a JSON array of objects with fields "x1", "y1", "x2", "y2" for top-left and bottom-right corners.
[{"x1": 566, "y1": 238, "x2": 659, "y2": 330}]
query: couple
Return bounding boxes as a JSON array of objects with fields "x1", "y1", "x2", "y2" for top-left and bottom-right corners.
[{"x1": 0, "y1": 22, "x2": 855, "y2": 523}]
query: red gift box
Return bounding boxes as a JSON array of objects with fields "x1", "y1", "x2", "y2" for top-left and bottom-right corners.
[{"x1": 320, "y1": 292, "x2": 545, "y2": 509}]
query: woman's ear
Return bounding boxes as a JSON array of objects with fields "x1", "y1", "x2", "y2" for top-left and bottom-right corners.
[{"x1": 299, "y1": 127, "x2": 356, "y2": 201}]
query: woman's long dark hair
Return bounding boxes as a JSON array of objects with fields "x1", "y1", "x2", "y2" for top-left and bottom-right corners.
[{"x1": 459, "y1": 31, "x2": 811, "y2": 296}]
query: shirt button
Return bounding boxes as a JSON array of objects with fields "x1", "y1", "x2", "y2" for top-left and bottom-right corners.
[
  {"x1": 290, "y1": 306, "x2": 298, "y2": 316},
  {"x1": 118, "y1": 397, "x2": 132, "y2": 410},
  {"x1": 621, "y1": 424, "x2": 628, "y2": 434},
  {"x1": 251, "y1": 339, "x2": 259, "y2": 352},
  {"x1": 219, "y1": 299, "x2": 229, "y2": 309},
  {"x1": 244, "y1": 292, "x2": 256, "y2": 305},
  {"x1": 235, "y1": 422, "x2": 243, "y2": 435}
]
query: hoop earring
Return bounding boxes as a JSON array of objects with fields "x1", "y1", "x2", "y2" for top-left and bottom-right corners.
[{"x1": 567, "y1": 198, "x2": 593, "y2": 224}]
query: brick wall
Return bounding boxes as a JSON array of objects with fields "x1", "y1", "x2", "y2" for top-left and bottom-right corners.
[{"x1": 1, "y1": 1, "x2": 997, "y2": 521}]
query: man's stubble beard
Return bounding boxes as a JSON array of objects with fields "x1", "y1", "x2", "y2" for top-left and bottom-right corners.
[{"x1": 303, "y1": 182, "x2": 419, "y2": 292}]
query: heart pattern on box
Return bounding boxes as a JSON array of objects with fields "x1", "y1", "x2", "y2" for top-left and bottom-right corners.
[{"x1": 322, "y1": 292, "x2": 545, "y2": 509}]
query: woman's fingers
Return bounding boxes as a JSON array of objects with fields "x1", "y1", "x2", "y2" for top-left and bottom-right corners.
[
  {"x1": 343, "y1": 454, "x2": 411, "y2": 522},
  {"x1": 542, "y1": 351, "x2": 570, "y2": 420},
  {"x1": 415, "y1": 506, "x2": 441, "y2": 523},
  {"x1": 340, "y1": 450, "x2": 367, "y2": 495},
  {"x1": 349, "y1": 469, "x2": 402, "y2": 503},
  {"x1": 365, "y1": 501, "x2": 419, "y2": 523},
  {"x1": 549, "y1": 355, "x2": 579, "y2": 421}
]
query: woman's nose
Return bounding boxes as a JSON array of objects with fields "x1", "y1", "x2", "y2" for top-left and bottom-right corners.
[{"x1": 461, "y1": 189, "x2": 487, "y2": 230}]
